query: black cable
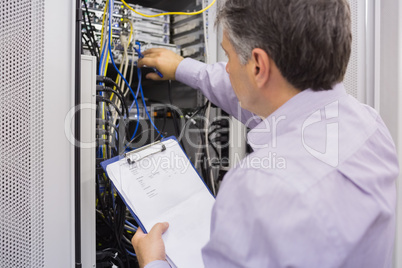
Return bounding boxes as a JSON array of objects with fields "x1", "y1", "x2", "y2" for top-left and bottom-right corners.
[
  {"x1": 96, "y1": 128, "x2": 111, "y2": 136},
  {"x1": 82, "y1": 35, "x2": 96, "y2": 56},
  {"x1": 97, "y1": 139, "x2": 118, "y2": 157},
  {"x1": 207, "y1": 127, "x2": 220, "y2": 139},
  {"x1": 95, "y1": 174, "x2": 112, "y2": 223},
  {"x1": 101, "y1": 248, "x2": 126, "y2": 268},
  {"x1": 96, "y1": 209, "x2": 113, "y2": 232},
  {"x1": 110, "y1": 256, "x2": 125, "y2": 268},
  {"x1": 96, "y1": 174, "x2": 109, "y2": 211},
  {"x1": 96, "y1": 124, "x2": 119, "y2": 140},
  {"x1": 97, "y1": 77, "x2": 130, "y2": 125},
  {"x1": 211, "y1": 135, "x2": 229, "y2": 145},
  {"x1": 195, "y1": 104, "x2": 215, "y2": 190},
  {"x1": 105, "y1": 103, "x2": 119, "y2": 156},
  {"x1": 154, "y1": 107, "x2": 167, "y2": 142},
  {"x1": 96, "y1": 119, "x2": 119, "y2": 135},
  {"x1": 96, "y1": 119, "x2": 121, "y2": 153},
  {"x1": 97, "y1": 76, "x2": 125, "y2": 97},
  {"x1": 82, "y1": 0, "x2": 100, "y2": 57},
  {"x1": 96, "y1": 84, "x2": 127, "y2": 109},
  {"x1": 96, "y1": 121, "x2": 119, "y2": 140},
  {"x1": 193, "y1": 101, "x2": 209, "y2": 118},
  {"x1": 207, "y1": 133, "x2": 221, "y2": 160},
  {"x1": 97, "y1": 86, "x2": 129, "y2": 117},
  {"x1": 81, "y1": 15, "x2": 97, "y2": 57},
  {"x1": 115, "y1": 196, "x2": 130, "y2": 268},
  {"x1": 168, "y1": 81, "x2": 180, "y2": 136},
  {"x1": 97, "y1": 96, "x2": 124, "y2": 118},
  {"x1": 121, "y1": 235, "x2": 134, "y2": 248},
  {"x1": 168, "y1": 80, "x2": 187, "y2": 151}
]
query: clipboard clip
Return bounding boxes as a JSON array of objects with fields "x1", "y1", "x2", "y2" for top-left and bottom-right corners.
[{"x1": 124, "y1": 140, "x2": 166, "y2": 165}]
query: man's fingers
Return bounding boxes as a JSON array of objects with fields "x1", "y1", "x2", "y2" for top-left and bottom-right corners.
[
  {"x1": 149, "y1": 222, "x2": 169, "y2": 237},
  {"x1": 145, "y1": 73, "x2": 164, "y2": 81},
  {"x1": 138, "y1": 57, "x2": 157, "y2": 68},
  {"x1": 142, "y1": 48, "x2": 164, "y2": 55},
  {"x1": 132, "y1": 227, "x2": 146, "y2": 245},
  {"x1": 137, "y1": 48, "x2": 182, "y2": 80}
]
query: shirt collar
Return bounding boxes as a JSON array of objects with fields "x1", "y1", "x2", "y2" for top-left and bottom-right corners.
[{"x1": 247, "y1": 83, "x2": 348, "y2": 151}]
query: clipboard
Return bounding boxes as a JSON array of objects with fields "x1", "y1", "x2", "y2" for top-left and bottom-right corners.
[
  {"x1": 100, "y1": 138, "x2": 172, "y2": 233},
  {"x1": 101, "y1": 136, "x2": 215, "y2": 268}
]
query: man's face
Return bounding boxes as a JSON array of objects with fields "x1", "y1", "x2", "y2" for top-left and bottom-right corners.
[{"x1": 221, "y1": 31, "x2": 255, "y2": 111}]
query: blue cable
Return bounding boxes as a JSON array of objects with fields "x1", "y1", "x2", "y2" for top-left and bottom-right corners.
[
  {"x1": 128, "y1": 61, "x2": 142, "y2": 113},
  {"x1": 111, "y1": 183, "x2": 115, "y2": 210},
  {"x1": 138, "y1": 67, "x2": 162, "y2": 137},
  {"x1": 125, "y1": 220, "x2": 138, "y2": 231},
  {"x1": 134, "y1": 42, "x2": 142, "y2": 100},
  {"x1": 98, "y1": 21, "x2": 108, "y2": 158},
  {"x1": 126, "y1": 249, "x2": 137, "y2": 257},
  {"x1": 135, "y1": 63, "x2": 142, "y2": 99},
  {"x1": 108, "y1": 0, "x2": 140, "y2": 140},
  {"x1": 98, "y1": 39, "x2": 107, "y2": 75},
  {"x1": 134, "y1": 42, "x2": 163, "y2": 78},
  {"x1": 98, "y1": 21, "x2": 109, "y2": 76},
  {"x1": 128, "y1": 67, "x2": 141, "y2": 112},
  {"x1": 135, "y1": 43, "x2": 163, "y2": 137}
]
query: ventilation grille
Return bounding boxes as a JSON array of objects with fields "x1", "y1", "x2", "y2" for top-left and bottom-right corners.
[
  {"x1": 344, "y1": 0, "x2": 359, "y2": 99},
  {"x1": 0, "y1": 0, "x2": 45, "y2": 267}
]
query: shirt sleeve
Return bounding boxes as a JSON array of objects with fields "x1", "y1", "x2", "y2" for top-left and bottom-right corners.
[
  {"x1": 175, "y1": 58, "x2": 261, "y2": 128},
  {"x1": 144, "y1": 260, "x2": 170, "y2": 268}
]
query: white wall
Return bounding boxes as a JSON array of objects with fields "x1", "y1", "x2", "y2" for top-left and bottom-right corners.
[
  {"x1": 376, "y1": 0, "x2": 402, "y2": 267},
  {"x1": 43, "y1": 0, "x2": 76, "y2": 266}
]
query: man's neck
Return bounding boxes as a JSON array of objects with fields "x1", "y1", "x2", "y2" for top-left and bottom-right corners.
[{"x1": 258, "y1": 85, "x2": 301, "y2": 119}]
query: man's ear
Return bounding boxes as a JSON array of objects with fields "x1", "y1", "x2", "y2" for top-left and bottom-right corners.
[{"x1": 250, "y1": 48, "x2": 270, "y2": 88}]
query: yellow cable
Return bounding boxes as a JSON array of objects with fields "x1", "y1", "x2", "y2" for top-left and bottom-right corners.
[
  {"x1": 103, "y1": 12, "x2": 113, "y2": 77},
  {"x1": 103, "y1": 52, "x2": 110, "y2": 75},
  {"x1": 100, "y1": 0, "x2": 109, "y2": 49},
  {"x1": 121, "y1": 0, "x2": 216, "y2": 18},
  {"x1": 101, "y1": 1, "x2": 110, "y2": 158}
]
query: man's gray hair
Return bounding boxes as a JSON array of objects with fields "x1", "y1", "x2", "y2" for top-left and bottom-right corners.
[{"x1": 216, "y1": 0, "x2": 352, "y2": 91}]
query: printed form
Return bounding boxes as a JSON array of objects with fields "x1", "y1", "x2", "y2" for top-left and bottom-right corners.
[{"x1": 106, "y1": 139, "x2": 215, "y2": 268}]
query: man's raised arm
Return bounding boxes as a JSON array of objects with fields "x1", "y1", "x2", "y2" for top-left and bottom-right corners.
[{"x1": 138, "y1": 48, "x2": 261, "y2": 128}]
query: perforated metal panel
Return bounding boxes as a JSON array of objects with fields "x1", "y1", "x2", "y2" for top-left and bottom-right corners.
[
  {"x1": 344, "y1": 0, "x2": 361, "y2": 99},
  {"x1": 0, "y1": 0, "x2": 45, "y2": 267}
]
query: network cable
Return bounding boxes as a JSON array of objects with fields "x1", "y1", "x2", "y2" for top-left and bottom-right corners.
[
  {"x1": 96, "y1": 96, "x2": 124, "y2": 117},
  {"x1": 135, "y1": 42, "x2": 163, "y2": 138},
  {"x1": 134, "y1": 42, "x2": 163, "y2": 78},
  {"x1": 82, "y1": 0, "x2": 100, "y2": 57},
  {"x1": 121, "y1": 0, "x2": 216, "y2": 18},
  {"x1": 107, "y1": 0, "x2": 140, "y2": 141},
  {"x1": 96, "y1": 86, "x2": 129, "y2": 117},
  {"x1": 97, "y1": 1, "x2": 111, "y2": 160}
]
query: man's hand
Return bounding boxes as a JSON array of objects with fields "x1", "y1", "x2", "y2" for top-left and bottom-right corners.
[
  {"x1": 132, "y1": 222, "x2": 169, "y2": 268},
  {"x1": 138, "y1": 48, "x2": 184, "y2": 81}
]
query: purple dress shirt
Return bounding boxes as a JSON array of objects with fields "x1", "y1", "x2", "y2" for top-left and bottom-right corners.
[{"x1": 145, "y1": 58, "x2": 398, "y2": 268}]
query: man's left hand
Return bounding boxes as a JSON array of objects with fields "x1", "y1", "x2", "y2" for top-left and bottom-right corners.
[{"x1": 132, "y1": 222, "x2": 169, "y2": 268}]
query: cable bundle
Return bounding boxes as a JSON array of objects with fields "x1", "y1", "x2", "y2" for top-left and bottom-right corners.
[{"x1": 80, "y1": 0, "x2": 217, "y2": 266}]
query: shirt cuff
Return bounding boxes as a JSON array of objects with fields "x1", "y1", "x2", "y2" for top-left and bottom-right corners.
[
  {"x1": 175, "y1": 58, "x2": 207, "y2": 89},
  {"x1": 144, "y1": 260, "x2": 170, "y2": 268}
]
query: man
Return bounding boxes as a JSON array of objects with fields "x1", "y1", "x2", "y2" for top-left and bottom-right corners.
[{"x1": 132, "y1": 0, "x2": 399, "y2": 267}]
